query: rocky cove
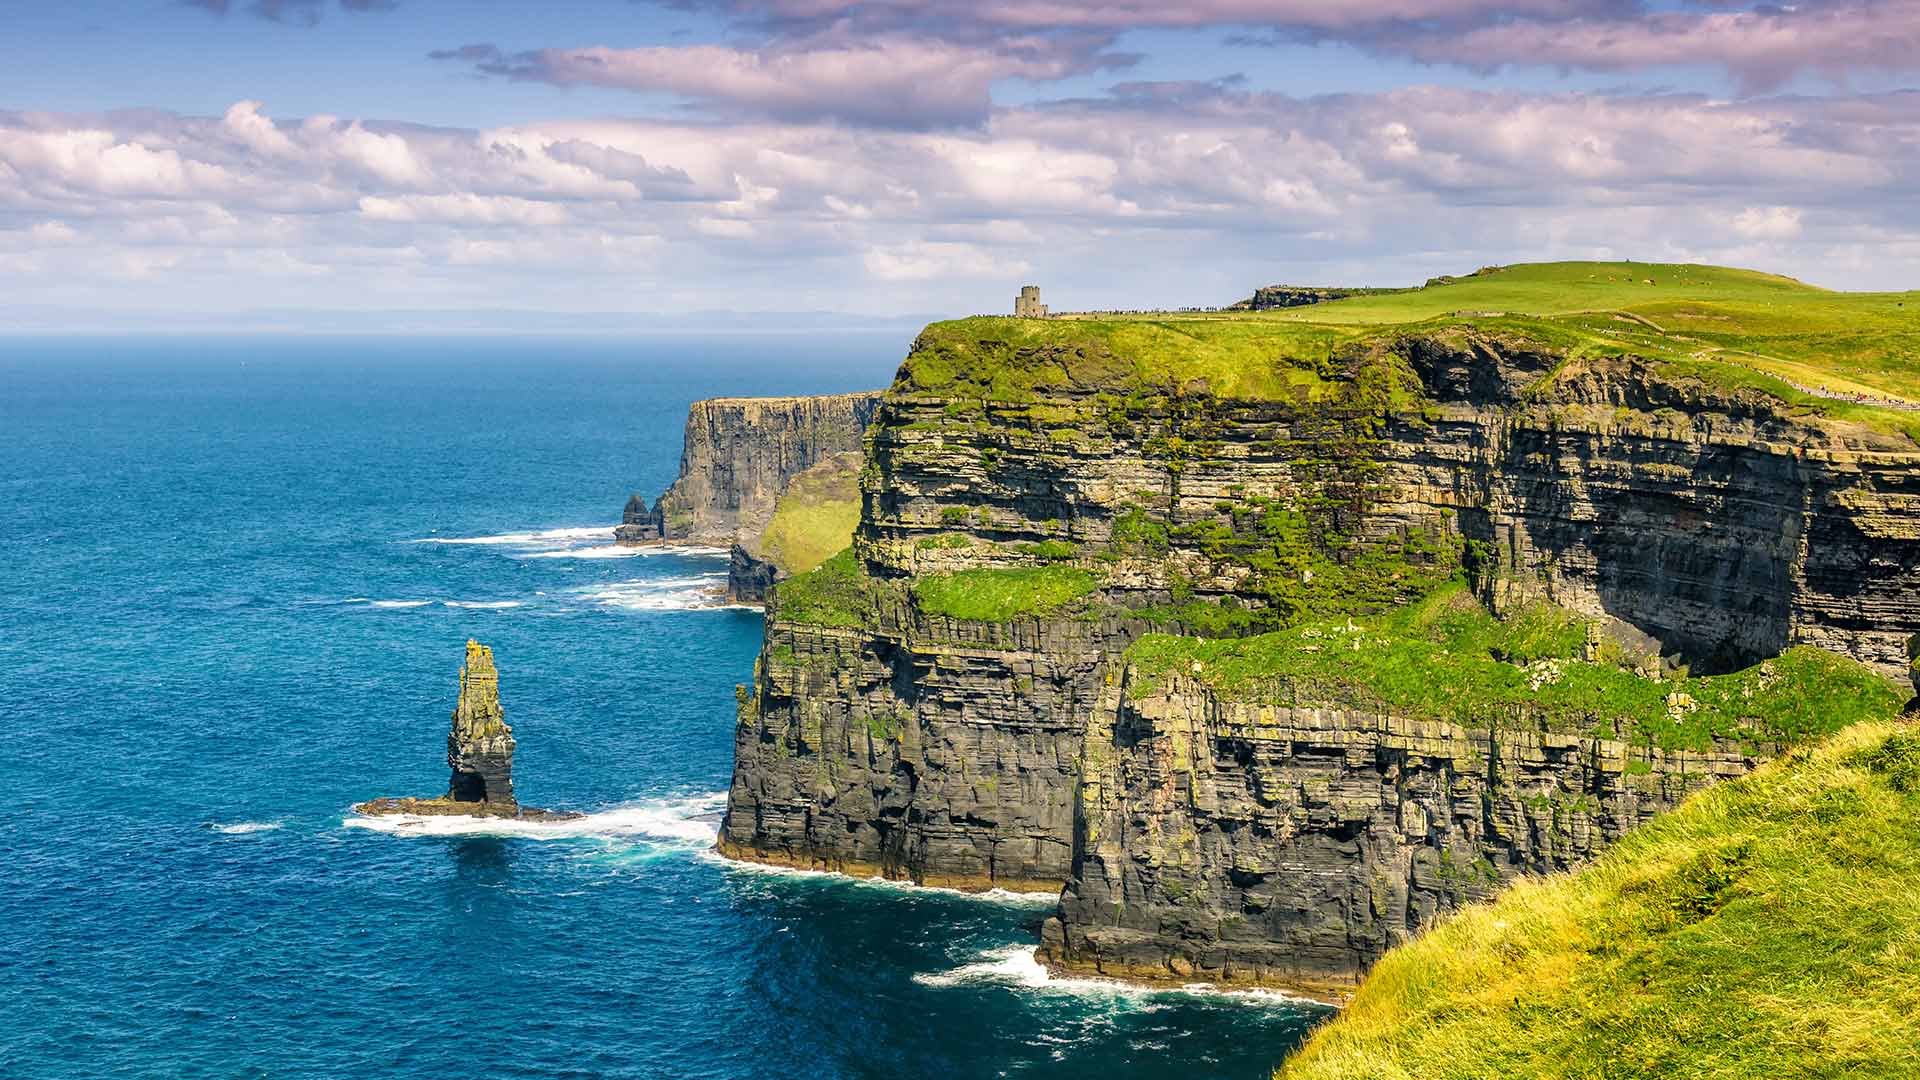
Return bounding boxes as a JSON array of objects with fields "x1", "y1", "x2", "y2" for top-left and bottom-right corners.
[{"x1": 627, "y1": 288, "x2": 1920, "y2": 997}]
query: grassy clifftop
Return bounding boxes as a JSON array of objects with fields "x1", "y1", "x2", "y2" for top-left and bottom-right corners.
[
  {"x1": 1275, "y1": 720, "x2": 1920, "y2": 1080},
  {"x1": 901, "y1": 261, "x2": 1920, "y2": 437}
]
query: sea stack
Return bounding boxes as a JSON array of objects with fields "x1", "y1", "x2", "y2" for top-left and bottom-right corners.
[
  {"x1": 614, "y1": 492, "x2": 654, "y2": 544},
  {"x1": 355, "y1": 640, "x2": 579, "y2": 821},
  {"x1": 446, "y1": 639, "x2": 515, "y2": 809}
]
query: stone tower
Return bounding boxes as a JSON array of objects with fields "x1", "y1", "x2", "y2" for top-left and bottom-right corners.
[
  {"x1": 1014, "y1": 285, "x2": 1047, "y2": 318},
  {"x1": 446, "y1": 639, "x2": 516, "y2": 810}
]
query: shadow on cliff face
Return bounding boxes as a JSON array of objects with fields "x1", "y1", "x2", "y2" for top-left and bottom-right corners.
[
  {"x1": 1415, "y1": 336, "x2": 1798, "y2": 675},
  {"x1": 1509, "y1": 431, "x2": 1794, "y2": 674}
]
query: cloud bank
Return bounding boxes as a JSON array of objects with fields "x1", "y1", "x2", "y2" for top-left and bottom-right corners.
[{"x1": 4, "y1": 87, "x2": 1917, "y2": 315}]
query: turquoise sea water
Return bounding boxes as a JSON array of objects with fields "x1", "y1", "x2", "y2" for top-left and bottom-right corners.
[{"x1": 2, "y1": 336, "x2": 1327, "y2": 1079}]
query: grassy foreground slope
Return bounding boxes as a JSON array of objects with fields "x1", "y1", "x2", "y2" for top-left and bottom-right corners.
[{"x1": 1276, "y1": 722, "x2": 1920, "y2": 1080}]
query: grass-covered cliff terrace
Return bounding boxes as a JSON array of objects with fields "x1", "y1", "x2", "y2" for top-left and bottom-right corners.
[
  {"x1": 903, "y1": 261, "x2": 1920, "y2": 439},
  {"x1": 1126, "y1": 584, "x2": 1908, "y2": 753}
]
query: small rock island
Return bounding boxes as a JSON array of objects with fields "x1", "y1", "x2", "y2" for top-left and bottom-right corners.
[{"x1": 355, "y1": 640, "x2": 580, "y2": 822}]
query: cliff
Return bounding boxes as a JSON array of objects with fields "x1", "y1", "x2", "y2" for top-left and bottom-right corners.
[
  {"x1": 717, "y1": 261, "x2": 1920, "y2": 993},
  {"x1": 622, "y1": 392, "x2": 881, "y2": 547},
  {"x1": 728, "y1": 450, "x2": 865, "y2": 603}
]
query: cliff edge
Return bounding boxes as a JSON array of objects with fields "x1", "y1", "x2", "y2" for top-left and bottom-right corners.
[
  {"x1": 616, "y1": 390, "x2": 881, "y2": 602},
  {"x1": 1274, "y1": 721, "x2": 1920, "y2": 1077}
]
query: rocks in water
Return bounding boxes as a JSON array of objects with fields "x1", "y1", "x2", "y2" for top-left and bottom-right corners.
[
  {"x1": 354, "y1": 640, "x2": 579, "y2": 822},
  {"x1": 727, "y1": 543, "x2": 779, "y2": 604},
  {"x1": 613, "y1": 493, "x2": 652, "y2": 543}
]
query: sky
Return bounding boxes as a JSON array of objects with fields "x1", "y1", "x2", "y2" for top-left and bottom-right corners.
[{"x1": 1, "y1": 0, "x2": 1917, "y2": 325}]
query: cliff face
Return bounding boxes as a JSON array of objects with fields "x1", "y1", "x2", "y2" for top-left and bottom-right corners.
[
  {"x1": 719, "y1": 324, "x2": 1920, "y2": 990},
  {"x1": 628, "y1": 392, "x2": 881, "y2": 546},
  {"x1": 1041, "y1": 675, "x2": 1753, "y2": 991}
]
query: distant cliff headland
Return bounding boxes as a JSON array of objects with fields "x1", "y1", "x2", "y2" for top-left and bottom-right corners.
[{"x1": 618, "y1": 392, "x2": 881, "y2": 603}]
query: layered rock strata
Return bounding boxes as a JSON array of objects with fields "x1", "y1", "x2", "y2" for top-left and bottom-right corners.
[
  {"x1": 721, "y1": 324, "x2": 1920, "y2": 989},
  {"x1": 720, "y1": 600, "x2": 1149, "y2": 891},
  {"x1": 356, "y1": 640, "x2": 578, "y2": 821},
  {"x1": 1037, "y1": 673, "x2": 1756, "y2": 994}
]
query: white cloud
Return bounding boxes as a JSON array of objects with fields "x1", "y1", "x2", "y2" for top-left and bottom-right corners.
[
  {"x1": 357, "y1": 193, "x2": 572, "y2": 225},
  {"x1": 1731, "y1": 205, "x2": 1804, "y2": 240}
]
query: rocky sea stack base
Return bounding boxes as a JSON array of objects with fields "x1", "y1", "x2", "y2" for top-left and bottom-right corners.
[{"x1": 355, "y1": 639, "x2": 581, "y2": 822}]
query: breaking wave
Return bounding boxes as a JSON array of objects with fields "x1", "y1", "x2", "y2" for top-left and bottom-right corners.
[
  {"x1": 576, "y1": 574, "x2": 736, "y2": 612},
  {"x1": 344, "y1": 792, "x2": 726, "y2": 844},
  {"x1": 912, "y1": 946, "x2": 1328, "y2": 1007},
  {"x1": 441, "y1": 600, "x2": 522, "y2": 609},
  {"x1": 702, "y1": 853, "x2": 1058, "y2": 906},
  {"x1": 406, "y1": 525, "x2": 616, "y2": 546},
  {"x1": 517, "y1": 544, "x2": 731, "y2": 561},
  {"x1": 207, "y1": 820, "x2": 284, "y2": 835}
]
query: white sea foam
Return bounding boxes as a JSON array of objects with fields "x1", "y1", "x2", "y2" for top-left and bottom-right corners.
[
  {"x1": 441, "y1": 600, "x2": 522, "y2": 609},
  {"x1": 701, "y1": 851, "x2": 1058, "y2": 906},
  {"x1": 407, "y1": 525, "x2": 616, "y2": 546},
  {"x1": 369, "y1": 599, "x2": 432, "y2": 609},
  {"x1": 914, "y1": 945, "x2": 1060, "y2": 990},
  {"x1": 912, "y1": 945, "x2": 1330, "y2": 1006},
  {"x1": 518, "y1": 544, "x2": 642, "y2": 560},
  {"x1": 344, "y1": 792, "x2": 726, "y2": 843},
  {"x1": 208, "y1": 820, "x2": 284, "y2": 835},
  {"x1": 518, "y1": 544, "x2": 731, "y2": 561},
  {"x1": 577, "y1": 574, "x2": 733, "y2": 611}
]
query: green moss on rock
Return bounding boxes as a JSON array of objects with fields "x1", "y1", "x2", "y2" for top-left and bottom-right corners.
[
  {"x1": 1126, "y1": 585, "x2": 1907, "y2": 751},
  {"x1": 913, "y1": 565, "x2": 1100, "y2": 622}
]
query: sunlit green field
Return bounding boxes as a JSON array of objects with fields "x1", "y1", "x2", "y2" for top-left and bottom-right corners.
[{"x1": 913, "y1": 262, "x2": 1920, "y2": 439}]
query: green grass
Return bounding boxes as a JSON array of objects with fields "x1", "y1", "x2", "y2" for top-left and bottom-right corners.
[
  {"x1": 902, "y1": 262, "x2": 1920, "y2": 440},
  {"x1": 912, "y1": 565, "x2": 1100, "y2": 622},
  {"x1": 770, "y1": 547, "x2": 874, "y2": 628},
  {"x1": 1125, "y1": 585, "x2": 1907, "y2": 751},
  {"x1": 1275, "y1": 720, "x2": 1920, "y2": 1080},
  {"x1": 758, "y1": 453, "x2": 862, "y2": 574}
]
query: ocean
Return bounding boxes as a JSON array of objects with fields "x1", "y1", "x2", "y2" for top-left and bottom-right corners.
[{"x1": 1, "y1": 335, "x2": 1326, "y2": 1079}]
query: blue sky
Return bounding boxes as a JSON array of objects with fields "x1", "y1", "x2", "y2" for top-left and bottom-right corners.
[{"x1": 2, "y1": 0, "x2": 1917, "y2": 324}]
